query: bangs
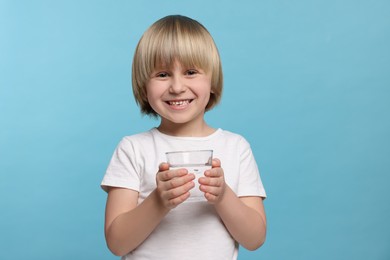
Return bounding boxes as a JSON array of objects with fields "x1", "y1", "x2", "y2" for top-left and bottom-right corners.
[{"x1": 143, "y1": 16, "x2": 215, "y2": 74}]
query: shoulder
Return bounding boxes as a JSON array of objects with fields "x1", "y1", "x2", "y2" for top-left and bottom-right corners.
[
  {"x1": 211, "y1": 129, "x2": 253, "y2": 157},
  {"x1": 115, "y1": 129, "x2": 157, "y2": 151},
  {"x1": 217, "y1": 129, "x2": 251, "y2": 147},
  {"x1": 121, "y1": 132, "x2": 151, "y2": 142}
]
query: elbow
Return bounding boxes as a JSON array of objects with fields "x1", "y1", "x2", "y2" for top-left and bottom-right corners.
[
  {"x1": 105, "y1": 233, "x2": 132, "y2": 257},
  {"x1": 242, "y1": 230, "x2": 266, "y2": 251},
  {"x1": 242, "y1": 237, "x2": 265, "y2": 251},
  {"x1": 106, "y1": 239, "x2": 123, "y2": 256},
  {"x1": 244, "y1": 237, "x2": 266, "y2": 251},
  {"x1": 109, "y1": 249, "x2": 124, "y2": 257},
  {"x1": 107, "y1": 240, "x2": 130, "y2": 257},
  {"x1": 111, "y1": 250, "x2": 127, "y2": 257},
  {"x1": 245, "y1": 216, "x2": 267, "y2": 251}
]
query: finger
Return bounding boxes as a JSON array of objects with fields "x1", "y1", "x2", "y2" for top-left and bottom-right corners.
[
  {"x1": 158, "y1": 168, "x2": 188, "y2": 181},
  {"x1": 166, "y1": 173, "x2": 195, "y2": 190},
  {"x1": 212, "y1": 158, "x2": 221, "y2": 168},
  {"x1": 166, "y1": 191, "x2": 191, "y2": 208},
  {"x1": 198, "y1": 176, "x2": 208, "y2": 185},
  {"x1": 204, "y1": 167, "x2": 222, "y2": 178},
  {"x1": 199, "y1": 176, "x2": 222, "y2": 187},
  {"x1": 159, "y1": 162, "x2": 170, "y2": 172},
  {"x1": 164, "y1": 181, "x2": 195, "y2": 200},
  {"x1": 158, "y1": 173, "x2": 195, "y2": 199},
  {"x1": 199, "y1": 183, "x2": 221, "y2": 196},
  {"x1": 204, "y1": 192, "x2": 218, "y2": 203}
]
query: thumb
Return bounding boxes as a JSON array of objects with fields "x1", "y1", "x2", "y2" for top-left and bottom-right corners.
[
  {"x1": 212, "y1": 158, "x2": 221, "y2": 168},
  {"x1": 159, "y1": 162, "x2": 170, "y2": 171}
]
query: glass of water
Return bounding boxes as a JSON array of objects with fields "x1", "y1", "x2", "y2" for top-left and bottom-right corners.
[{"x1": 166, "y1": 150, "x2": 213, "y2": 202}]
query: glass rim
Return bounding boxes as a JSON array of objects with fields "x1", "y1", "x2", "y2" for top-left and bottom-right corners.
[{"x1": 165, "y1": 149, "x2": 213, "y2": 155}]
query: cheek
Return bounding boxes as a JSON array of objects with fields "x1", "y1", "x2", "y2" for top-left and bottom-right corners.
[
  {"x1": 145, "y1": 82, "x2": 157, "y2": 99},
  {"x1": 201, "y1": 81, "x2": 213, "y2": 98},
  {"x1": 146, "y1": 91, "x2": 157, "y2": 107},
  {"x1": 145, "y1": 86, "x2": 155, "y2": 107},
  {"x1": 145, "y1": 83, "x2": 164, "y2": 109}
]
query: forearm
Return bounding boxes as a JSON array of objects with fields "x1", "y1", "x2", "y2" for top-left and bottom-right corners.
[
  {"x1": 106, "y1": 190, "x2": 170, "y2": 256},
  {"x1": 214, "y1": 186, "x2": 266, "y2": 250}
]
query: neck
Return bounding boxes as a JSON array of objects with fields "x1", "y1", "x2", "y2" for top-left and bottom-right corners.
[{"x1": 157, "y1": 119, "x2": 215, "y2": 137}]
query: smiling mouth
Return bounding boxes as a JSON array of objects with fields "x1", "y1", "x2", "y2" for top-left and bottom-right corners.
[{"x1": 166, "y1": 99, "x2": 193, "y2": 106}]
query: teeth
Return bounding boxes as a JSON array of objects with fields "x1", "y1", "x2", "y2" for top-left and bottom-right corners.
[{"x1": 169, "y1": 100, "x2": 189, "y2": 106}]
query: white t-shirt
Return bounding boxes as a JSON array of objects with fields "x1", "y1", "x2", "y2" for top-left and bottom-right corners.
[{"x1": 101, "y1": 128, "x2": 266, "y2": 260}]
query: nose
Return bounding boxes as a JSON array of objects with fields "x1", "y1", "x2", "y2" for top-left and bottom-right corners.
[{"x1": 169, "y1": 76, "x2": 186, "y2": 94}]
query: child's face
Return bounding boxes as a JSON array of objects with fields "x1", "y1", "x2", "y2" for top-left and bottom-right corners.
[{"x1": 146, "y1": 60, "x2": 212, "y2": 127}]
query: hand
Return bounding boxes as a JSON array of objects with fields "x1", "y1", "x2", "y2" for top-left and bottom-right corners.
[
  {"x1": 198, "y1": 158, "x2": 226, "y2": 204},
  {"x1": 155, "y1": 163, "x2": 195, "y2": 209}
]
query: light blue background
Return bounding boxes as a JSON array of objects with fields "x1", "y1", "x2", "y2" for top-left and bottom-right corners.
[{"x1": 1, "y1": 1, "x2": 389, "y2": 259}]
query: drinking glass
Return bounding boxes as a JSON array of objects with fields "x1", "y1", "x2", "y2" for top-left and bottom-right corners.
[{"x1": 166, "y1": 150, "x2": 213, "y2": 202}]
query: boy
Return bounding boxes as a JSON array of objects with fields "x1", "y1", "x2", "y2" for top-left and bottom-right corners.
[{"x1": 101, "y1": 15, "x2": 266, "y2": 259}]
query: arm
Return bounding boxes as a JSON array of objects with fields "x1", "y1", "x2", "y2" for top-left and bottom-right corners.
[
  {"x1": 104, "y1": 163, "x2": 195, "y2": 256},
  {"x1": 199, "y1": 159, "x2": 266, "y2": 250},
  {"x1": 215, "y1": 188, "x2": 266, "y2": 250}
]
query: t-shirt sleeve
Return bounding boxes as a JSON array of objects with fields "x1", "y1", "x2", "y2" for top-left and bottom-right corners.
[
  {"x1": 237, "y1": 137, "x2": 267, "y2": 198},
  {"x1": 101, "y1": 138, "x2": 141, "y2": 192}
]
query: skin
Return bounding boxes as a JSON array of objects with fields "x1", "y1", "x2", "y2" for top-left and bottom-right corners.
[
  {"x1": 104, "y1": 61, "x2": 266, "y2": 256},
  {"x1": 146, "y1": 60, "x2": 214, "y2": 137}
]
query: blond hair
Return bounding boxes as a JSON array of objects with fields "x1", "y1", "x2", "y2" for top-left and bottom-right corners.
[{"x1": 132, "y1": 15, "x2": 223, "y2": 116}]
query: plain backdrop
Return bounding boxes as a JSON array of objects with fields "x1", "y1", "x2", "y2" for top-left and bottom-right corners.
[{"x1": 1, "y1": 1, "x2": 389, "y2": 259}]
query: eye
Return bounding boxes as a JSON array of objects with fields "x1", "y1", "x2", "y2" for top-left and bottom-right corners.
[
  {"x1": 156, "y1": 72, "x2": 169, "y2": 78},
  {"x1": 185, "y1": 69, "x2": 198, "y2": 76}
]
